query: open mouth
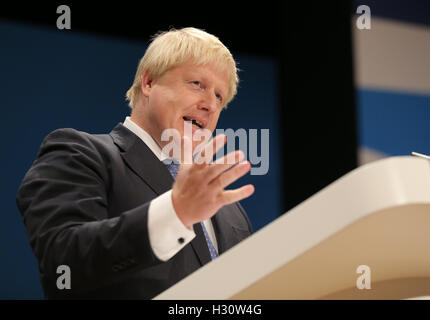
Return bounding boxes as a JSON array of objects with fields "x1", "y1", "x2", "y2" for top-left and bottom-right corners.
[{"x1": 183, "y1": 116, "x2": 204, "y2": 129}]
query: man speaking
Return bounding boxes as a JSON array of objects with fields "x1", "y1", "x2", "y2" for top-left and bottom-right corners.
[{"x1": 16, "y1": 27, "x2": 254, "y2": 299}]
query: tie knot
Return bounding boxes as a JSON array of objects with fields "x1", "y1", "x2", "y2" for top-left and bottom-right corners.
[{"x1": 163, "y1": 159, "x2": 180, "y2": 179}]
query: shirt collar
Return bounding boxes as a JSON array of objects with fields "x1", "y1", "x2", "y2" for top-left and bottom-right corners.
[{"x1": 123, "y1": 116, "x2": 169, "y2": 161}]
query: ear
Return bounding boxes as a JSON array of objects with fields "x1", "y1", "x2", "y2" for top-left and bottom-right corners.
[{"x1": 141, "y1": 71, "x2": 152, "y2": 97}]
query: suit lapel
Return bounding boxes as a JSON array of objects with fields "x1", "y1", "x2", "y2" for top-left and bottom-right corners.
[
  {"x1": 191, "y1": 207, "x2": 238, "y2": 263},
  {"x1": 190, "y1": 223, "x2": 212, "y2": 266},
  {"x1": 211, "y1": 205, "x2": 246, "y2": 255},
  {"x1": 211, "y1": 210, "x2": 227, "y2": 254},
  {"x1": 109, "y1": 123, "x2": 173, "y2": 195},
  {"x1": 110, "y1": 123, "x2": 213, "y2": 266}
]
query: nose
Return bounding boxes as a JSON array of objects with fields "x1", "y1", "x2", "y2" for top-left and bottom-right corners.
[{"x1": 198, "y1": 89, "x2": 218, "y2": 113}]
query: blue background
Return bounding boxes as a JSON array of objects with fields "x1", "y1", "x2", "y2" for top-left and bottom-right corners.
[
  {"x1": 3, "y1": 0, "x2": 430, "y2": 300},
  {"x1": 0, "y1": 21, "x2": 281, "y2": 299},
  {"x1": 358, "y1": 89, "x2": 430, "y2": 156}
]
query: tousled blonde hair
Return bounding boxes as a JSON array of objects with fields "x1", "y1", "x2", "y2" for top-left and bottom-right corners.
[{"x1": 125, "y1": 27, "x2": 239, "y2": 109}]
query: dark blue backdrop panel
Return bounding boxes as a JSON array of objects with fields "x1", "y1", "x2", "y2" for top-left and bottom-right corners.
[
  {"x1": 358, "y1": 89, "x2": 430, "y2": 156},
  {"x1": 0, "y1": 21, "x2": 280, "y2": 298}
]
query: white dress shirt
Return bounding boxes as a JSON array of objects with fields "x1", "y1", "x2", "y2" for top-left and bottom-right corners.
[{"x1": 123, "y1": 117, "x2": 218, "y2": 261}]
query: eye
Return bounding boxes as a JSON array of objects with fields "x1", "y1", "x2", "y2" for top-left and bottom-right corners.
[
  {"x1": 215, "y1": 93, "x2": 223, "y2": 102},
  {"x1": 192, "y1": 81, "x2": 201, "y2": 87}
]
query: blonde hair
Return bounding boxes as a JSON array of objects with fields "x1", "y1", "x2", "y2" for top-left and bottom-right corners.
[{"x1": 125, "y1": 27, "x2": 239, "y2": 109}]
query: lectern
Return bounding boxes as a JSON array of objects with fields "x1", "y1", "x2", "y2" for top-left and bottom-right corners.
[{"x1": 155, "y1": 157, "x2": 430, "y2": 299}]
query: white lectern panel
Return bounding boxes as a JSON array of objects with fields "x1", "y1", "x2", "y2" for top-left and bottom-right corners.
[{"x1": 155, "y1": 157, "x2": 430, "y2": 299}]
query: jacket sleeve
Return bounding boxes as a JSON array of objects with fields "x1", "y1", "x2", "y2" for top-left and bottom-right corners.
[{"x1": 16, "y1": 128, "x2": 162, "y2": 296}]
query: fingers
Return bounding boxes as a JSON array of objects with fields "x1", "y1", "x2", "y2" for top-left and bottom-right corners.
[
  {"x1": 209, "y1": 134, "x2": 227, "y2": 162},
  {"x1": 180, "y1": 134, "x2": 252, "y2": 201},
  {"x1": 194, "y1": 134, "x2": 227, "y2": 166},
  {"x1": 218, "y1": 184, "x2": 255, "y2": 206},
  {"x1": 205, "y1": 150, "x2": 245, "y2": 182},
  {"x1": 210, "y1": 161, "x2": 251, "y2": 190}
]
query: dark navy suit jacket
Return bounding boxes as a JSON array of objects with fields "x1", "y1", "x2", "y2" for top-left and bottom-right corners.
[{"x1": 16, "y1": 123, "x2": 252, "y2": 299}]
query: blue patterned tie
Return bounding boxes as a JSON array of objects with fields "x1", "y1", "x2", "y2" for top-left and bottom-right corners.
[{"x1": 164, "y1": 160, "x2": 219, "y2": 260}]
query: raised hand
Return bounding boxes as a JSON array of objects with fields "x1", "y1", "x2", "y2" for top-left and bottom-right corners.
[{"x1": 172, "y1": 134, "x2": 254, "y2": 228}]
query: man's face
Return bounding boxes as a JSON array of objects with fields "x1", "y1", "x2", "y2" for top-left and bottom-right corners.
[{"x1": 138, "y1": 61, "x2": 229, "y2": 153}]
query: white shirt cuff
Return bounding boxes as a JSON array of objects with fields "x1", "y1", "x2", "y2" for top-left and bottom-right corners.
[{"x1": 148, "y1": 190, "x2": 196, "y2": 261}]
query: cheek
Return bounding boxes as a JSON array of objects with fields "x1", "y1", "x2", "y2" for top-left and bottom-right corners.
[
  {"x1": 149, "y1": 89, "x2": 175, "y2": 121},
  {"x1": 149, "y1": 87, "x2": 168, "y2": 110}
]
